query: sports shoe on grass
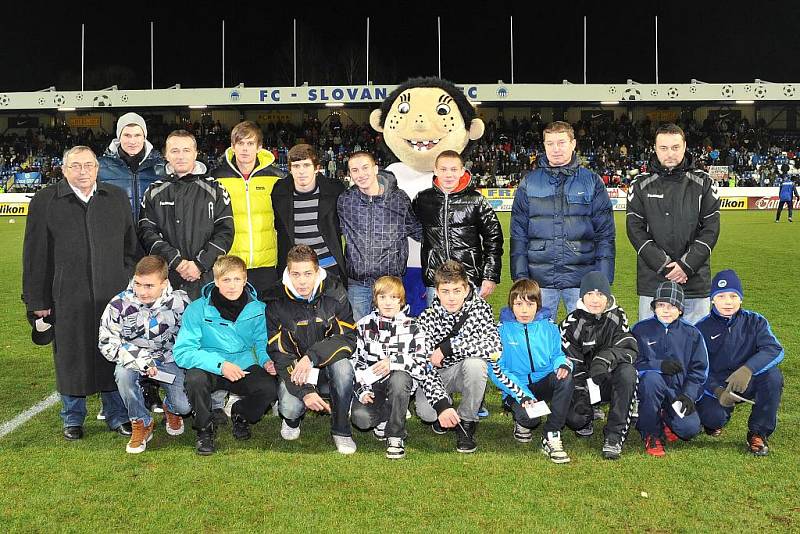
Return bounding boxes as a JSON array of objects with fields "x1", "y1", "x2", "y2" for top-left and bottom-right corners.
[
  {"x1": 212, "y1": 408, "x2": 228, "y2": 427},
  {"x1": 477, "y1": 403, "x2": 490, "y2": 418},
  {"x1": 333, "y1": 435, "x2": 357, "y2": 455},
  {"x1": 431, "y1": 420, "x2": 447, "y2": 435},
  {"x1": 645, "y1": 435, "x2": 665, "y2": 457},
  {"x1": 602, "y1": 436, "x2": 622, "y2": 460},
  {"x1": 196, "y1": 426, "x2": 215, "y2": 456},
  {"x1": 386, "y1": 437, "x2": 405, "y2": 459},
  {"x1": 280, "y1": 419, "x2": 301, "y2": 441},
  {"x1": 575, "y1": 423, "x2": 594, "y2": 438},
  {"x1": 231, "y1": 413, "x2": 251, "y2": 441},
  {"x1": 593, "y1": 406, "x2": 606, "y2": 421},
  {"x1": 704, "y1": 426, "x2": 722, "y2": 437},
  {"x1": 663, "y1": 424, "x2": 679, "y2": 443},
  {"x1": 455, "y1": 422, "x2": 477, "y2": 453},
  {"x1": 541, "y1": 431, "x2": 570, "y2": 463},
  {"x1": 126, "y1": 419, "x2": 154, "y2": 454},
  {"x1": 513, "y1": 422, "x2": 532, "y2": 443},
  {"x1": 747, "y1": 431, "x2": 769, "y2": 456},
  {"x1": 163, "y1": 404, "x2": 184, "y2": 436},
  {"x1": 223, "y1": 394, "x2": 241, "y2": 418},
  {"x1": 373, "y1": 421, "x2": 387, "y2": 441}
]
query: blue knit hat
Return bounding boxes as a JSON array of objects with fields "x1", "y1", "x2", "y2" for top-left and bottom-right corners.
[
  {"x1": 580, "y1": 271, "x2": 612, "y2": 300},
  {"x1": 710, "y1": 269, "x2": 743, "y2": 300}
]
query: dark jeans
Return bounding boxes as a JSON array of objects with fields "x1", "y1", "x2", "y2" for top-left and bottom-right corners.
[
  {"x1": 351, "y1": 371, "x2": 413, "y2": 438},
  {"x1": 567, "y1": 363, "x2": 637, "y2": 442},
  {"x1": 776, "y1": 200, "x2": 793, "y2": 220},
  {"x1": 636, "y1": 371, "x2": 701, "y2": 440},
  {"x1": 505, "y1": 371, "x2": 574, "y2": 434},
  {"x1": 185, "y1": 365, "x2": 277, "y2": 431}
]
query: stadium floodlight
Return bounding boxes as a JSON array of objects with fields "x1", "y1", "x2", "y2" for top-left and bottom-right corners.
[
  {"x1": 167, "y1": 84, "x2": 181, "y2": 89},
  {"x1": 471, "y1": 101, "x2": 482, "y2": 106},
  {"x1": 57, "y1": 107, "x2": 76, "y2": 111},
  {"x1": 37, "y1": 86, "x2": 56, "y2": 92},
  {"x1": 736, "y1": 100, "x2": 755, "y2": 104},
  {"x1": 600, "y1": 101, "x2": 619, "y2": 105},
  {"x1": 497, "y1": 80, "x2": 505, "y2": 84},
  {"x1": 100, "y1": 85, "x2": 118, "y2": 91},
  {"x1": 324, "y1": 103, "x2": 344, "y2": 108},
  {"x1": 754, "y1": 79, "x2": 776, "y2": 84},
  {"x1": 562, "y1": 80, "x2": 573, "y2": 85},
  {"x1": 236, "y1": 83, "x2": 244, "y2": 88},
  {"x1": 188, "y1": 105, "x2": 208, "y2": 109},
  {"x1": 690, "y1": 79, "x2": 708, "y2": 84},
  {"x1": 626, "y1": 79, "x2": 641, "y2": 85}
]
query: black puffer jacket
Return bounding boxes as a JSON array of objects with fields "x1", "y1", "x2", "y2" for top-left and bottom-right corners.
[
  {"x1": 412, "y1": 171, "x2": 503, "y2": 287},
  {"x1": 626, "y1": 153, "x2": 721, "y2": 298}
]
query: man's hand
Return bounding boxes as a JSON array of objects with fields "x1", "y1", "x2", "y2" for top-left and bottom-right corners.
[
  {"x1": 33, "y1": 309, "x2": 52, "y2": 318},
  {"x1": 264, "y1": 360, "x2": 277, "y2": 376},
  {"x1": 146, "y1": 366, "x2": 158, "y2": 378},
  {"x1": 181, "y1": 261, "x2": 202, "y2": 282},
  {"x1": 221, "y1": 361, "x2": 246, "y2": 381},
  {"x1": 360, "y1": 392, "x2": 375, "y2": 405},
  {"x1": 555, "y1": 365, "x2": 570, "y2": 380},
  {"x1": 479, "y1": 280, "x2": 497, "y2": 299},
  {"x1": 665, "y1": 262, "x2": 688, "y2": 284},
  {"x1": 303, "y1": 392, "x2": 331, "y2": 413},
  {"x1": 291, "y1": 356, "x2": 313, "y2": 385},
  {"x1": 372, "y1": 359, "x2": 391, "y2": 377},
  {"x1": 437, "y1": 407, "x2": 460, "y2": 428},
  {"x1": 429, "y1": 348, "x2": 445, "y2": 368}
]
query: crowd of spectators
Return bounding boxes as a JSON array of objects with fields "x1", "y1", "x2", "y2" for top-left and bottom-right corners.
[{"x1": 2, "y1": 112, "x2": 798, "y2": 193}]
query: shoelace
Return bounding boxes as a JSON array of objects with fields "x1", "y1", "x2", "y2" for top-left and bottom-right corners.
[{"x1": 549, "y1": 434, "x2": 564, "y2": 450}]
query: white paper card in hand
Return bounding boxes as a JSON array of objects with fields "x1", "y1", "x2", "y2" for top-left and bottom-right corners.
[
  {"x1": 153, "y1": 370, "x2": 176, "y2": 384},
  {"x1": 586, "y1": 378, "x2": 602, "y2": 405},
  {"x1": 305, "y1": 367, "x2": 320, "y2": 385},
  {"x1": 671, "y1": 400, "x2": 686, "y2": 418},
  {"x1": 34, "y1": 318, "x2": 52, "y2": 332},
  {"x1": 729, "y1": 391, "x2": 755, "y2": 405},
  {"x1": 525, "y1": 401, "x2": 552, "y2": 418},
  {"x1": 356, "y1": 367, "x2": 383, "y2": 386}
]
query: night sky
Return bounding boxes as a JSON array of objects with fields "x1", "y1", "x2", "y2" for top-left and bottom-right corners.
[{"x1": 1, "y1": 2, "x2": 798, "y2": 92}]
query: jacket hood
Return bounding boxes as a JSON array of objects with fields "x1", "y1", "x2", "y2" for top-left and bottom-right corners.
[
  {"x1": 123, "y1": 277, "x2": 176, "y2": 308},
  {"x1": 575, "y1": 294, "x2": 618, "y2": 316},
  {"x1": 165, "y1": 160, "x2": 208, "y2": 177},
  {"x1": 281, "y1": 265, "x2": 328, "y2": 302},
  {"x1": 351, "y1": 169, "x2": 399, "y2": 199},
  {"x1": 433, "y1": 170, "x2": 474, "y2": 195},
  {"x1": 499, "y1": 306, "x2": 551, "y2": 324},
  {"x1": 647, "y1": 151, "x2": 696, "y2": 176},
  {"x1": 105, "y1": 139, "x2": 157, "y2": 165},
  {"x1": 538, "y1": 153, "x2": 581, "y2": 176},
  {"x1": 222, "y1": 147, "x2": 276, "y2": 176}
]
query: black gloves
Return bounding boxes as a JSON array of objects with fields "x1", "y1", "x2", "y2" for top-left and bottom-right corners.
[
  {"x1": 589, "y1": 359, "x2": 610, "y2": 385},
  {"x1": 660, "y1": 359, "x2": 684, "y2": 376},
  {"x1": 674, "y1": 393, "x2": 696, "y2": 415}
]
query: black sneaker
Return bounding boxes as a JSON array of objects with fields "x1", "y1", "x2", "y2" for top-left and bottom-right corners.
[
  {"x1": 231, "y1": 414, "x2": 251, "y2": 441},
  {"x1": 431, "y1": 420, "x2": 447, "y2": 435},
  {"x1": 212, "y1": 408, "x2": 229, "y2": 427},
  {"x1": 196, "y1": 426, "x2": 215, "y2": 455},
  {"x1": 455, "y1": 421, "x2": 477, "y2": 453},
  {"x1": 111, "y1": 421, "x2": 133, "y2": 437},
  {"x1": 142, "y1": 381, "x2": 163, "y2": 413},
  {"x1": 602, "y1": 436, "x2": 622, "y2": 460}
]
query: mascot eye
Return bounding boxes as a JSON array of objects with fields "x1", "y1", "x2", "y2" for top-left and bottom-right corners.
[
  {"x1": 436, "y1": 103, "x2": 450, "y2": 115},
  {"x1": 397, "y1": 102, "x2": 410, "y2": 114}
]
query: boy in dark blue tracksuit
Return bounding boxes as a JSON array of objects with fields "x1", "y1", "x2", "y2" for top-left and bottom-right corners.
[
  {"x1": 633, "y1": 281, "x2": 708, "y2": 457},
  {"x1": 695, "y1": 270, "x2": 784, "y2": 456}
]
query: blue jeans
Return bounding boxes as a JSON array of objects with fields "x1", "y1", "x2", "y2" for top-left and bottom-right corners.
[
  {"x1": 540, "y1": 287, "x2": 580, "y2": 320},
  {"x1": 60, "y1": 391, "x2": 127, "y2": 429},
  {"x1": 278, "y1": 358, "x2": 355, "y2": 437},
  {"x1": 347, "y1": 280, "x2": 374, "y2": 322},
  {"x1": 639, "y1": 295, "x2": 710, "y2": 325},
  {"x1": 115, "y1": 361, "x2": 191, "y2": 427}
]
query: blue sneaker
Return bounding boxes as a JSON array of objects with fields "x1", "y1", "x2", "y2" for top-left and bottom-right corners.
[{"x1": 477, "y1": 403, "x2": 490, "y2": 418}]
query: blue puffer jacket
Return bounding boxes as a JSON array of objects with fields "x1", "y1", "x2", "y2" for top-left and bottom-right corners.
[
  {"x1": 492, "y1": 307, "x2": 571, "y2": 401},
  {"x1": 173, "y1": 282, "x2": 269, "y2": 375},
  {"x1": 695, "y1": 308, "x2": 783, "y2": 395},
  {"x1": 98, "y1": 140, "x2": 165, "y2": 219},
  {"x1": 510, "y1": 154, "x2": 615, "y2": 289},
  {"x1": 632, "y1": 317, "x2": 709, "y2": 401}
]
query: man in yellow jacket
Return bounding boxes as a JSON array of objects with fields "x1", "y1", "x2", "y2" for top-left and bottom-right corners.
[{"x1": 212, "y1": 121, "x2": 285, "y2": 296}]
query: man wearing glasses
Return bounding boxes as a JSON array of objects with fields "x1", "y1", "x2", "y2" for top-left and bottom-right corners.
[{"x1": 23, "y1": 146, "x2": 141, "y2": 441}]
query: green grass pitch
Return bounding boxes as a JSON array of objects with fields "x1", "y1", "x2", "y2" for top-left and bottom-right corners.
[{"x1": 0, "y1": 211, "x2": 797, "y2": 532}]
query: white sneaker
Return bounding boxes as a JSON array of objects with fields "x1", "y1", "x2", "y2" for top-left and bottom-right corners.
[
  {"x1": 271, "y1": 403, "x2": 280, "y2": 417},
  {"x1": 332, "y1": 435, "x2": 357, "y2": 455},
  {"x1": 280, "y1": 419, "x2": 301, "y2": 441},
  {"x1": 386, "y1": 437, "x2": 405, "y2": 459},
  {"x1": 513, "y1": 422, "x2": 533, "y2": 443},
  {"x1": 373, "y1": 421, "x2": 387, "y2": 441},
  {"x1": 405, "y1": 409, "x2": 412, "y2": 420},
  {"x1": 541, "y1": 431, "x2": 571, "y2": 464},
  {"x1": 223, "y1": 394, "x2": 242, "y2": 418}
]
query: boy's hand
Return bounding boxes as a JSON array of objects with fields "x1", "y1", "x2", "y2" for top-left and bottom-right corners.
[
  {"x1": 660, "y1": 359, "x2": 684, "y2": 376},
  {"x1": 146, "y1": 367, "x2": 158, "y2": 378},
  {"x1": 714, "y1": 386, "x2": 737, "y2": 408},
  {"x1": 437, "y1": 408, "x2": 460, "y2": 428},
  {"x1": 360, "y1": 392, "x2": 375, "y2": 405},
  {"x1": 479, "y1": 280, "x2": 497, "y2": 298},
  {"x1": 264, "y1": 360, "x2": 277, "y2": 376},
  {"x1": 291, "y1": 356, "x2": 313, "y2": 385},
  {"x1": 556, "y1": 365, "x2": 570, "y2": 380},
  {"x1": 303, "y1": 392, "x2": 331, "y2": 413},
  {"x1": 726, "y1": 366, "x2": 752, "y2": 393},
  {"x1": 521, "y1": 397, "x2": 536, "y2": 408},
  {"x1": 589, "y1": 359, "x2": 610, "y2": 384},
  {"x1": 429, "y1": 348, "x2": 445, "y2": 368},
  {"x1": 674, "y1": 393, "x2": 696, "y2": 415},
  {"x1": 373, "y1": 359, "x2": 391, "y2": 377},
  {"x1": 221, "y1": 361, "x2": 246, "y2": 381}
]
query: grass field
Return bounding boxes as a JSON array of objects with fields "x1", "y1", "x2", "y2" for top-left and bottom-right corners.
[{"x1": 0, "y1": 211, "x2": 797, "y2": 532}]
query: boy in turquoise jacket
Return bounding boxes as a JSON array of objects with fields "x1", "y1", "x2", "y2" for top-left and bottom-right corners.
[
  {"x1": 493, "y1": 279, "x2": 574, "y2": 463},
  {"x1": 174, "y1": 255, "x2": 278, "y2": 455}
]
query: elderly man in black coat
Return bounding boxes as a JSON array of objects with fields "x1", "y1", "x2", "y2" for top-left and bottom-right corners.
[{"x1": 23, "y1": 145, "x2": 141, "y2": 440}]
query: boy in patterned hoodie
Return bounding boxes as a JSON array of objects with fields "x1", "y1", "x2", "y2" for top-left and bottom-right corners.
[{"x1": 350, "y1": 276, "x2": 460, "y2": 459}]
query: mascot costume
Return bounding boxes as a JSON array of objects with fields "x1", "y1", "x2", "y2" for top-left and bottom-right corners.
[{"x1": 370, "y1": 77, "x2": 484, "y2": 315}]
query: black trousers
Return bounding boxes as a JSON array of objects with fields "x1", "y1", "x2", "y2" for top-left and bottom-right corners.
[
  {"x1": 247, "y1": 267, "x2": 279, "y2": 299},
  {"x1": 776, "y1": 200, "x2": 793, "y2": 220},
  {"x1": 566, "y1": 363, "x2": 637, "y2": 442},
  {"x1": 504, "y1": 371, "x2": 574, "y2": 434},
  {"x1": 185, "y1": 365, "x2": 277, "y2": 431}
]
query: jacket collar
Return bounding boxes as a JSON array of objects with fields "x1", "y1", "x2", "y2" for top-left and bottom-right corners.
[
  {"x1": 222, "y1": 147, "x2": 276, "y2": 177},
  {"x1": 122, "y1": 278, "x2": 176, "y2": 309},
  {"x1": 538, "y1": 153, "x2": 581, "y2": 177},
  {"x1": 433, "y1": 170, "x2": 474, "y2": 195},
  {"x1": 106, "y1": 138, "x2": 156, "y2": 166},
  {"x1": 281, "y1": 266, "x2": 327, "y2": 302},
  {"x1": 199, "y1": 282, "x2": 260, "y2": 322},
  {"x1": 165, "y1": 160, "x2": 208, "y2": 177},
  {"x1": 56, "y1": 178, "x2": 111, "y2": 198},
  {"x1": 647, "y1": 151, "x2": 696, "y2": 176},
  {"x1": 350, "y1": 169, "x2": 398, "y2": 201}
]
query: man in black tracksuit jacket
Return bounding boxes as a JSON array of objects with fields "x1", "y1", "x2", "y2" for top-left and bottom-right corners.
[{"x1": 626, "y1": 123, "x2": 720, "y2": 325}]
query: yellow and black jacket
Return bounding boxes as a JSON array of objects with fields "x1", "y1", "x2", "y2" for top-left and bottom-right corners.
[{"x1": 211, "y1": 148, "x2": 285, "y2": 269}]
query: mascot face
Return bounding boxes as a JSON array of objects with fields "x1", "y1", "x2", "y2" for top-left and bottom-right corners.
[{"x1": 371, "y1": 86, "x2": 484, "y2": 173}]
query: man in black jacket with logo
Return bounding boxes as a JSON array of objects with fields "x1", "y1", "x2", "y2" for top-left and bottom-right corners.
[{"x1": 626, "y1": 123, "x2": 720, "y2": 324}]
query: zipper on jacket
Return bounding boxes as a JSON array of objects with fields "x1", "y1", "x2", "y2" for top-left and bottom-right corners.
[
  {"x1": 524, "y1": 324, "x2": 535, "y2": 381},
  {"x1": 443, "y1": 192, "x2": 451, "y2": 259},
  {"x1": 245, "y1": 180, "x2": 254, "y2": 267}
]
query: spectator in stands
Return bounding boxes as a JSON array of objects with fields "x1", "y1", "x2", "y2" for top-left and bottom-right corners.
[
  {"x1": 511, "y1": 121, "x2": 615, "y2": 318},
  {"x1": 775, "y1": 164, "x2": 799, "y2": 222},
  {"x1": 138, "y1": 130, "x2": 234, "y2": 300},
  {"x1": 337, "y1": 151, "x2": 422, "y2": 320},
  {"x1": 211, "y1": 121, "x2": 286, "y2": 295},
  {"x1": 272, "y1": 144, "x2": 347, "y2": 284},
  {"x1": 626, "y1": 123, "x2": 721, "y2": 324},
  {"x1": 23, "y1": 145, "x2": 140, "y2": 441},
  {"x1": 98, "y1": 113, "x2": 165, "y2": 219}
]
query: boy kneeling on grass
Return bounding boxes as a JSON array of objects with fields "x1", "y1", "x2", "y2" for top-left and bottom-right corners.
[
  {"x1": 694, "y1": 270, "x2": 784, "y2": 456},
  {"x1": 495, "y1": 279, "x2": 574, "y2": 464},
  {"x1": 99, "y1": 255, "x2": 193, "y2": 454},
  {"x1": 174, "y1": 255, "x2": 279, "y2": 455},
  {"x1": 632, "y1": 281, "x2": 709, "y2": 457},
  {"x1": 415, "y1": 260, "x2": 530, "y2": 453},
  {"x1": 350, "y1": 276, "x2": 460, "y2": 459},
  {"x1": 560, "y1": 271, "x2": 639, "y2": 460}
]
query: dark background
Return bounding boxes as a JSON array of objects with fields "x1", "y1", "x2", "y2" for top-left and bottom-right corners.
[{"x1": 1, "y1": 1, "x2": 797, "y2": 91}]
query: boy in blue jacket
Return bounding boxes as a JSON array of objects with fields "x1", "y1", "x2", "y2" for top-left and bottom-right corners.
[
  {"x1": 633, "y1": 281, "x2": 709, "y2": 457},
  {"x1": 695, "y1": 270, "x2": 784, "y2": 456},
  {"x1": 494, "y1": 279, "x2": 574, "y2": 464},
  {"x1": 174, "y1": 255, "x2": 279, "y2": 455}
]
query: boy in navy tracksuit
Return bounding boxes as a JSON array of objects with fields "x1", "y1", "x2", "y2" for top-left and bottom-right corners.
[
  {"x1": 695, "y1": 270, "x2": 784, "y2": 456},
  {"x1": 494, "y1": 279, "x2": 574, "y2": 464},
  {"x1": 633, "y1": 281, "x2": 709, "y2": 457}
]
